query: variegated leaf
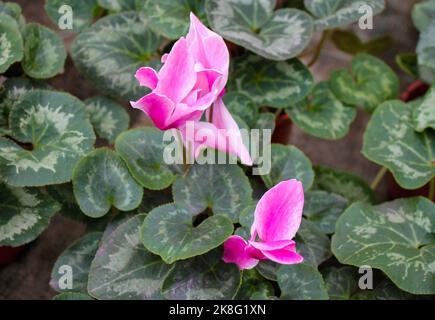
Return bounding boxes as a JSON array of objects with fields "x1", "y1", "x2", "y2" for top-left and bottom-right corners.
[
  {"x1": 286, "y1": 81, "x2": 356, "y2": 140},
  {"x1": 88, "y1": 214, "x2": 172, "y2": 300},
  {"x1": 322, "y1": 266, "x2": 360, "y2": 300},
  {"x1": 0, "y1": 1, "x2": 25, "y2": 28},
  {"x1": 332, "y1": 197, "x2": 435, "y2": 295},
  {"x1": 417, "y1": 21, "x2": 435, "y2": 85},
  {"x1": 22, "y1": 23, "x2": 66, "y2": 79},
  {"x1": 223, "y1": 92, "x2": 259, "y2": 128},
  {"x1": 206, "y1": 0, "x2": 313, "y2": 60},
  {"x1": 172, "y1": 163, "x2": 252, "y2": 222},
  {"x1": 0, "y1": 13, "x2": 23, "y2": 73},
  {"x1": 0, "y1": 182, "x2": 60, "y2": 246},
  {"x1": 72, "y1": 148, "x2": 143, "y2": 218},
  {"x1": 50, "y1": 232, "x2": 102, "y2": 293},
  {"x1": 362, "y1": 100, "x2": 435, "y2": 189},
  {"x1": 412, "y1": 0, "x2": 435, "y2": 32},
  {"x1": 84, "y1": 96, "x2": 129, "y2": 143},
  {"x1": 141, "y1": 203, "x2": 233, "y2": 264},
  {"x1": 330, "y1": 53, "x2": 399, "y2": 112},
  {"x1": 162, "y1": 248, "x2": 241, "y2": 299},
  {"x1": 0, "y1": 90, "x2": 95, "y2": 187},
  {"x1": 230, "y1": 55, "x2": 313, "y2": 108},
  {"x1": 52, "y1": 292, "x2": 94, "y2": 300},
  {"x1": 305, "y1": 0, "x2": 385, "y2": 31},
  {"x1": 235, "y1": 269, "x2": 275, "y2": 300},
  {"x1": 413, "y1": 84, "x2": 435, "y2": 132},
  {"x1": 98, "y1": 0, "x2": 137, "y2": 12},
  {"x1": 71, "y1": 12, "x2": 163, "y2": 101}
]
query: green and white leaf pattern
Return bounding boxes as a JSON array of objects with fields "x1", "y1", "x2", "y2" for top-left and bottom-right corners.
[
  {"x1": 21, "y1": 23, "x2": 66, "y2": 79},
  {"x1": 88, "y1": 214, "x2": 173, "y2": 300},
  {"x1": 231, "y1": 55, "x2": 313, "y2": 108},
  {"x1": 332, "y1": 197, "x2": 435, "y2": 295},
  {"x1": 330, "y1": 53, "x2": 399, "y2": 112},
  {"x1": 71, "y1": 12, "x2": 163, "y2": 101},
  {"x1": 50, "y1": 232, "x2": 102, "y2": 293},
  {"x1": 286, "y1": 81, "x2": 356, "y2": 140},
  {"x1": 322, "y1": 266, "x2": 360, "y2": 300},
  {"x1": 162, "y1": 248, "x2": 242, "y2": 300},
  {"x1": 141, "y1": 203, "x2": 234, "y2": 264},
  {"x1": 223, "y1": 91, "x2": 259, "y2": 128},
  {"x1": 84, "y1": 96, "x2": 129, "y2": 143},
  {"x1": 0, "y1": 13, "x2": 23, "y2": 73},
  {"x1": 172, "y1": 163, "x2": 252, "y2": 222},
  {"x1": 0, "y1": 90, "x2": 95, "y2": 187},
  {"x1": 72, "y1": 148, "x2": 143, "y2": 218},
  {"x1": 206, "y1": 0, "x2": 313, "y2": 60},
  {"x1": 53, "y1": 292, "x2": 94, "y2": 300},
  {"x1": 0, "y1": 182, "x2": 60, "y2": 246},
  {"x1": 236, "y1": 269, "x2": 275, "y2": 300},
  {"x1": 416, "y1": 21, "x2": 435, "y2": 84},
  {"x1": 413, "y1": 84, "x2": 435, "y2": 132},
  {"x1": 412, "y1": 0, "x2": 435, "y2": 32},
  {"x1": 98, "y1": 0, "x2": 137, "y2": 12},
  {"x1": 362, "y1": 100, "x2": 435, "y2": 189}
]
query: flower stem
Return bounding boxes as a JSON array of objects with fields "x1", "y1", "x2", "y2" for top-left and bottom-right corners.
[
  {"x1": 429, "y1": 178, "x2": 435, "y2": 201},
  {"x1": 307, "y1": 30, "x2": 333, "y2": 67},
  {"x1": 370, "y1": 166, "x2": 388, "y2": 191}
]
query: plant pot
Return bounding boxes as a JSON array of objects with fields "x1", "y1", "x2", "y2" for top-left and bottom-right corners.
[
  {"x1": 271, "y1": 114, "x2": 292, "y2": 145},
  {"x1": 387, "y1": 80, "x2": 431, "y2": 200},
  {"x1": 0, "y1": 245, "x2": 26, "y2": 266}
]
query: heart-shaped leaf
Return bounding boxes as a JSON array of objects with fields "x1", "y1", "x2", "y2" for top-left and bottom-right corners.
[
  {"x1": 115, "y1": 127, "x2": 181, "y2": 191},
  {"x1": 84, "y1": 96, "x2": 129, "y2": 144},
  {"x1": 71, "y1": 12, "x2": 163, "y2": 101},
  {"x1": 286, "y1": 81, "x2": 356, "y2": 140},
  {"x1": 332, "y1": 197, "x2": 435, "y2": 295},
  {"x1": 236, "y1": 269, "x2": 275, "y2": 300},
  {"x1": 296, "y1": 219, "x2": 332, "y2": 267},
  {"x1": 331, "y1": 30, "x2": 393, "y2": 56},
  {"x1": 50, "y1": 232, "x2": 102, "y2": 293},
  {"x1": 362, "y1": 100, "x2": 435, "y2": 189},
  {"x1": 230, "y1": 55, "x2": 313, "y2": 108},
  {"x1": 277, "y1": 264, "x2": 328, "y2": 300},
  {"x1": 72, "y1": 148, "x2": 143, "y2": 218},
  {"x1": 139, "y1": 0, "x2": 206, "y2": 39},
  {"x1": 88, "y1": 214, "x2": 173, "y2": 300},
  {"x1": 141, "y1": 203, "x2": 233, "y2": 264},
  {"x1": 0, "y1": 90, "x2": 95, "y2": 187},
  {"x1": 172, "y1": 163, "x2": 252, "y2": 222},
  {"x1": 0, "y1": 182, "x2": 60, "y2": 246},
  {"x1": 206, "y1": 0, "x2": 313, "y2": 60},
  {"x1": 330, "y1": 53, "x2": 399, "y2": 112},
  {"x1": 53, "y1": 292, "x2": 94, "y2": 300},
  {"x1": 261, "y1": 144, "x2": 314, "y2": 191},
  {"x1": 162, "y1": 248, "x2": 241, "y2": 299},
  {"x1": 21, "y1": 23, "x2": 66, "y2": 79},
  {"x1": 412, "y1": 0, "x2": 435, "y2": 32},
  {"x1": 304, "y1": 190, "x2": 348, "y2": 234},
  {"x1": 305, "y1": 0, "x2": 385, "y2": 31},
  {"x1": 0, "y1": 13, "x2": 23, "y2": 73},
  {"x1": 97, "y1": 0, "x2": 137, "y2": 12},
  {"x1": 223, "y1": 92, "x2": 259, "y2": 128},
  {"x1": 416, "y1": 21, "x2": 435, "y2": 84},
  {"x1": 413, "y1": 84, "x2": 435, "y2": 132},
  {"x1": 313, "y1": 166, "x2": 374, "y2": 203},
  {"x1": 0, "y1": 1, "x2": 24, "y2": 24}
]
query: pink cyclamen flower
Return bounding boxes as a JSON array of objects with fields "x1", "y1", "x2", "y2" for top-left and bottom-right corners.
[
  {"x1": 223, "y1": 180, "x2": 304, "y2": 270},
  {"x1": 131, "y1": 13, "x2": 252, "y2": 165}
]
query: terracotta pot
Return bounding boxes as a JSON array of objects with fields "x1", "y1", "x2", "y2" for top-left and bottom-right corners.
[
  {"x1": 271, "y1": 114, "x2": 292, "y2": 145},
  {"x1": 387, "y1": 80, "x2": 431, "y2": 200},
  {"x1": 0, "y1": 245, "x2": 25, "y2": 266}
]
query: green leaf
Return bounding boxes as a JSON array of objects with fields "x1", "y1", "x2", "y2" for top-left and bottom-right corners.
[
  {"x1": 417, "y1": 21, "x2": 435, "y2": 84},
  {"x1": 330, "y1": 53, "x2": 399, "y2": 112},
  {"x1": 71, "y1": 12, "x2": 163, "y2": 101},
  {"x1": 304, "y1": 190, "x2": 348, "y2": 234},
  {"x1": 395, "y1": 53, "x2": 418, "y2": 77},
  {"x1": 230, "y1": 55, "x2": 313, "y2": 108},
  {"x1": 331, "y1": 30, "x2": 393, "y2": 56},
  {"x1": 412, "y1": 0, "x2": 435, "y2": 32},
  {"x1": 332, "y1": 197, "x2": 435, "y2": 295},
  {"x1": 374, "y1": 279, "x2": 414, "y2": 300},
  {"x1": 256, "y1": 260, "x2": 280, "y2": 281},
  {"x1": 141, "y1": 203, "x2": 233, "y2": 264},
  {"x1": 0, "y1": 90, "x2": 95, "y2": 187},
  {"x1": 172, "y1": 163, "x2": 252, "y2": 222},
  {"x1": 0, "y1": 13, "x2": 23, "y2": 73},
  {"x1": 362, "y1": 100, "x2": 435, "y2": 189},
  {"x1": 139, "y1": 0, "x2": 206, "y2": 39},
  {"x1": 21, "y1": 23, "x2": 66, "y2": 79},
  {"x1": 50, "y1": 232, "x2": 102, "y2": 293},
  {"x1": 305, "y1": 0, "x2": 385, "y2": 31},
  {"x1": 52, "y1": 292, "x2": 94, "y2": 300},
  {"x1": 206, "y1": 0, "x2": 313, "y2": 60},
  {"x1": 84, "y1": 96, "x2": 129, "y2": 143},
  {"x1": 236, "y1": 269, "x2": 275, "y2": 300},
  {"x1": 223, "y1": 92, "x2": 259, "y2": 128},
  {"x1": 413, "y1": 84, "x2": 435, "y2": 132},
  {"x1": 0, "y1": 182, "x2": 60, "y2": 246},
  {"x1": 162, "y1": 248, "x2": 242, "y2": 299},
  {"x1": 322, "y1": 266, "x2": 365, "y2": 300},
  {"x1": 88, "y1": 214, "x2": 172, "y2": 300},
  {"x1": 72, "y1": 148, "x2": 143, "y2": 218},
  {"x1": 261, "y1": 144, "x2": 314, "y2": 191},
  {"x1": 313, "y1": 166, "x2": 374, "y2": 203},
  {"x1": 98, "y1": 0, "x2": 137, "y2": 12},
  {"x1": 286, "y1": 81, "x2": 356, "y2": 140},
  {"x1": 277, "y1": 264, "x2": 328, "y2": 300},
  {"x1": 44, "y1": 0, "x2": 100, "y2": 32},
  {"x1": 115, "y1": 127, "x2": 181, "y2": 191}
]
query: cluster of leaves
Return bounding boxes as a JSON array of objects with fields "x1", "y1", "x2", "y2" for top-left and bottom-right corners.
[{"x1": 0, "y1": 0, "x2": 434, "y2": 300}]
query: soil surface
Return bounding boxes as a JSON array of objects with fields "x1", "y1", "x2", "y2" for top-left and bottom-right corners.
[{"x1": 0, "y1": 0, "x2": 420, "y2": 299}]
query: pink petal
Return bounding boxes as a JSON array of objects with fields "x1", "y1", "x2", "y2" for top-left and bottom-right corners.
[
  {"x1": 161, "y1": 53, "x2": 169, "y2": 63},
  {"x1": 223, "y1": 235, "x2": 259, "y2": 270},
  {"x1": 261, "y1": 249, "x2": 304, "y2": 265},
  {"x1": 135, "y1": 67, "x2": 158, "y2": 90},
  {"x1": 251, "y1": 180, "x2": 304, "y2": 242},
  {"x1": 249, "y1": 240, "x2": 296, "y2": 252},
  {"x1": 130, "y1": 93, "x2": 174, "y2": 130}
]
